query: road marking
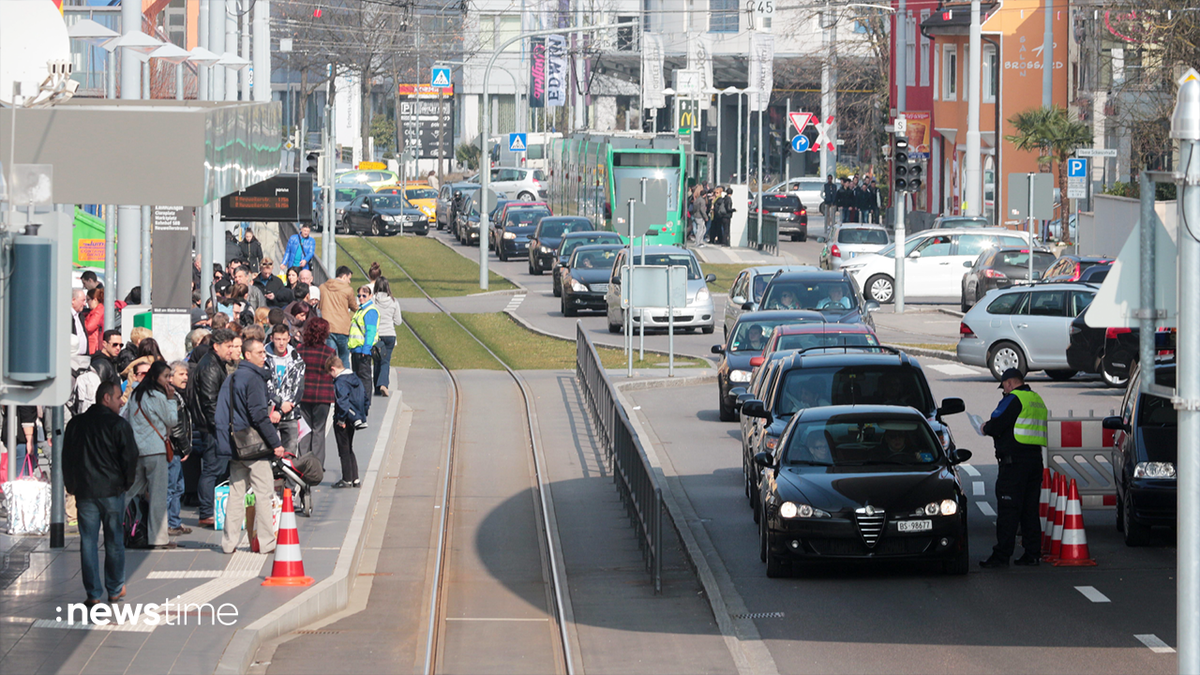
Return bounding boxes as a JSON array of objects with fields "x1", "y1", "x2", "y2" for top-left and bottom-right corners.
[
  {"x1": 1075, "y1": 586, "x2": 1111, "y2": 603},
  {"x1": 1135, "y1": 634, "x2": 1176, "y2": 653},
  {"x1": 977, "y1": 501, "x2": 996, "y2": 517},
  {"x1": 925, "y1": 363, "x2": 984, "y2": 376},
  {"x1": 960, "y1": 464, "x2": 981, "y2": 477},
  {"x1": 504, "y1": 293, "x2": 527, "y2": 312},
  {"x1": 444, "y1": 617, "x2": 549, "y2": 622},
  {"x1": 147, "y1": 570, "x2": 224, "y2": 579},
  {"x1": 973, "y1": 481, "x2": 985, "y2": 496}
]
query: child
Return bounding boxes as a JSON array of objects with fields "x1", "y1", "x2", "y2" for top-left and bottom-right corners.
[{"x1": 327, "y1": 355, "x2": 365, "y2": 488}]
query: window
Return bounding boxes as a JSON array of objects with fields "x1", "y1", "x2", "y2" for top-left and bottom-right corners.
[
  {"x1": 1070, "y1": 291, "x2": 1095, "y2": 317},
  {"x1": 983, "y1": 44, "x2": 998, "y2": 103},
  {"x1": 710, "y1": 0, "x2": 738, "y2": 33},
  {"x1": 933, "y1": 45, "x2": 941, "y2": 101},
  {"x1": 617, "y1": 16, "x2": 638, "y2": 50},
  {"x1": 956, "y1": 234, "x2": 997, "y2": 257},
  {"x1": 1029, "y1": 291, "x2": 1067, "y2": 317},
  {"x1": 943, "y1": 45, "x2": 957, "y2": 100},
  {"x1": 919, "y1": 11, "x2": 931, "y2": 87},
  {"x1": 497, "y1": 15, "x2": 521, "y2": 52},
  {"x1": 912, "y1": 234, "x2": 952, "y2": 257},
  {"x1": 987, "y1": 292, "x2": 1027, "y2": 315},
  {"x1": 906, "y1": 13, "x2": 917, "y2": 87}
]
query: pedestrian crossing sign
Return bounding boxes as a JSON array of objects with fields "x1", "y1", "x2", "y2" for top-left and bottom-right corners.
[
  {"x1": 509, "y1": 133, "x2": 527, "y2": 152},
  {"x1": 431, "y1": 66, "x2": 452, "y2": 89}
]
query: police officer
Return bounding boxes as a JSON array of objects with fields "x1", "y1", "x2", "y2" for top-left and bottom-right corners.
[{"x1": 979, "y1": 368, "x2": 1048, "y2": 568}]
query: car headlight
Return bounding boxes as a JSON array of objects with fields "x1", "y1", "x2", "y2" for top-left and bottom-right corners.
[
  {"x1": 695, "y1": 288, "x2": 710, "y2": 303},
  {"x1": 916, "y1": 500, "x2": 958, "y2": 516},
  {"x1": 764, "y1": 436, "x2": 778, "y2": 452},
  {"x1": 779, "y1": 501, "x2": 830, "y2": 518},
  {"x1": 381, "y1": 214, "x2": 397, "y2": 222},
  {"x1": 570, "y1": 279, "x2": 588, "y2": 292},
  {"x1": 729, "y1": 369, "x2": 752, "y2": 382},
  {"x1": 940, "y1": 499, "x2": 958, "y2": 515},
  {"x1": 540, "y1": 245, "x2": 553, "y2": 254},
  {"x1": 336, "y1": 208, "x2": 345, "y2": 216},
  {"x1": 503, "y1": 231, "x2": 516, "y2": 240},
  {"x1": 1134, "y1": 461, "x2": 1176, "y2": 479}
]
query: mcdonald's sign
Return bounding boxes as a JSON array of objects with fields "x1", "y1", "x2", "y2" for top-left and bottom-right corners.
[{"x1": 677, "y1": 99, "x2": 699, "y2": 137}]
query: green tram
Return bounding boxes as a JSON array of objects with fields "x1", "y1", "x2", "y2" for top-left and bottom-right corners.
[{"x1": 546, "y1": 133, "x2": 689, "y2": 246}]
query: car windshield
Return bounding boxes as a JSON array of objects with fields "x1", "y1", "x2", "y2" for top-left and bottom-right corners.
[
  {"x1": 762, "y1": 195, "x2": 800, "y2": 209},
  {"x1": 776, "y1": 332, "x2": 879, "y2": 352},
  {"x1": 570, "y1": 248, "x2": 618, "y2": 270},
  {"x1": 562, "y1": 234, "x2": 621, "y2": 256},
  {"x1": 939, "y1": 217, "x2": 990, "y2": 228},
  {"x1": 1138, "y1": 394, "x2": 1178, "y2": 463},
  {"x1": 761, "y1": 280, "x2": 856, "y2": 311},
  {"x1": 371, "y1": 196, "x2": 406, "y2": 209},
  {"x1": 630, "y1": 253, "x2": 702, "y2": 280},
  {"x1": 540, "y1": 219, "x2": 593, "y2": 238},
  {"x1": 874, "y1": 238, "x2": 923, "y2": 258},
  {"x1": 838, "y1": 228, "x2": 889, "y2": 245},
  {"x1": 506, "y1": 208, "x2": 550, "y2": 227},
  {"x1": 774, "y1": 365, "x2": 934, "y2": 416},
  {"x1": 730, "y1": 319, "x2": 807, "y2": 352},
  {"x1": 336, "y1": 188, "x2": 370, "y2": 201},
  {"x1": 406, "y1": 188, "x2": 437, "y2": 200},
  {"x1": 783, "y1": 416, "x2": 943, "y2": 466},
  {"x1": 534, "y1": 169, "x2": 547, "y2": 181},
  {"x1": 996, "y1": 250, "x2": 1058, "y2": 269}
]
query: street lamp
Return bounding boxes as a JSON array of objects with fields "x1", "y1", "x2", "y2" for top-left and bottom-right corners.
[
  {"x1": 150, "y1": 43, "x2": 191, "y2": 100},
  {"x1": 67, "y1": 19, "x2": 117, "y2": 96},
  {"x1": 216, "y1": 52, "x2": 250, "y2": 102},
  {"x1": 188, "y1": 47, "x2": 221, "y2": 101}
]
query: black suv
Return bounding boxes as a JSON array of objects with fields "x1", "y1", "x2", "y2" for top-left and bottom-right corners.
[
  {"x1": 757, "y1": 269, "x2": 877, "y2": 332},
  {"x1": 738, "y1": 347, "x2": 965, "y2": 523}
]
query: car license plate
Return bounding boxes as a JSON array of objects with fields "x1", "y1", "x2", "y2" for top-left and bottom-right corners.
[
  {"x1": 593, "y1": 283, "x2": 608, "y2": 292},
  {"x1": 848, "y1": 252, "x2": 856, "y2": 258},
  {"x1": 898, "y1": 519, "x2": 932, "y2": 533}
]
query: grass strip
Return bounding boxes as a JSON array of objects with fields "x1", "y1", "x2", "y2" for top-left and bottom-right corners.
[
  {"x1": 402, "y1": 313, "x2": 504, "y2": 370},
  {"x1": 701, "y1": 263, "x2": 746, "y2": 295},
  {"x1": 895, "y1": 342, "x2": 956, "y2": 352},
  {"x1": 367, "y1": 236, "x2": 515, "y2": 296},
  {"x1": 390, "y1": 322, "x2": 440, "y2": 369}
]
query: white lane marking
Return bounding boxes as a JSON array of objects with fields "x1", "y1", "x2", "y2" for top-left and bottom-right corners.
[
  {"x1": 977, "y1": 502, "x2": 996, "y2": 517},
  {"x1": 1075, "y1": 586, "x2": 1111, "y2": 603},
  {"x1": 147, "y1": 570, "x2": 224, "y2": 579},
  {"x1": 973, "y1": 481, "x2": 985, "y2": 496},
  {"x1": 1135, "y1": 634, "x2": 1176, "y2": 654},
  {"x1": 445, "y1": 617, "x2": 550, "y2": 622},
  {"x1": 926, "y1": 363, "x2": 984, "y2": 376},
  {"x1": 960, "y1": 464, "x2": 981, "y2": 477},
  {"x1": 504, "y1": 293, "x2": 527, "y2": 312}
]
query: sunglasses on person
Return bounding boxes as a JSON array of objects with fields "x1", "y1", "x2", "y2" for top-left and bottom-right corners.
[{"x1": 358, "y1": 292, "x2": 371, "y2": 298}]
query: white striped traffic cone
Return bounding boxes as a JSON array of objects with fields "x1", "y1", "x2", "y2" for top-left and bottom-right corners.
[
  {"x1": 1042, "y1": 471, "x2": 1059, "y2": 556},
  {"x1": 1047, "y1": 474, "x2": 1068, "y2": 562},
  {"x1": 1038, "y1": 469, "x2": 1051, "y2": 548},
  {"x1": 1053, "y1": 479, "x2": 1097, "y2": 567},
  {"x1": 262, "y1": 488, "x2": 314, "y2": 587}
]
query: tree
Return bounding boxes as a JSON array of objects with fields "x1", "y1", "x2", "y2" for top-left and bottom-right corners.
[{"x1": 1006, "y1": 106, "x2": 1093, "y2": 242}]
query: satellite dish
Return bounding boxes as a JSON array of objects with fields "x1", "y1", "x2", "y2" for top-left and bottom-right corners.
[{"x1": 0, "y1": 1, "x2": 71, "y2": 106}]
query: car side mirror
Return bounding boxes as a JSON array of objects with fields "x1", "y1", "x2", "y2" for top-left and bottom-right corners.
[
  {"x1": 705, "y1": 273, "x2": 717, "y2": 283},
  {"x1": 729, "y1": 386, "x2": 747, "y2": 400},
  {"x1": 939, "y1": 397, "x2": 966, "y2": 416},
  {"x1": 360, "y1": 204, "x2": 369, "y2": 209},
  {"x1": 711, "y1": 344, "x2": 724, "y2": 354},
  {"x1": 754, "y1": 452, "x2": 775, "y2": 469},
  {"x1": 732, "y1": 295, "x2": 746, "y2": 305},
  {"x1": 750, "y1": 356, "x2": 764, "y2": 367},
  {"x1": 742, "y1": 399, "x2": 771, "y2": 422},
  {"x1": 1032, "y1": 271, "x2": 1043, "y2": 280},
  {"x1": 742, "y1": 301, "x2": 754, "y2": 311},
  {"x1": 909, "y1": 251, "x2": 921, "y2": 259},
  {"x1": 865, "y1": 300, "x2": 880, "y2": 312},
  {"x1": 950, "y1": 448, "x2": 973, "y2": 465},
  {"x1": 963, "y1": 261, "x2": 973, "y2": 268},
  {"x1": 1102, "y1": 416, "x2": 1128, "y2": 432}
]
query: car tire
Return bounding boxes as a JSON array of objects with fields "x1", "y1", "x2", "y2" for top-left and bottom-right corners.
[
  {"x1": 498, "y1": 247, "x2": 507, "y2": 262},
  {"x1": 562, "y1": 296, "x2": 576, "y2": 317},
  {"x1": 1102, "y1": 353, "x2": 1132, "y2": 388},
  {"x1": 553, "y1": 276, "x2": 562, "y2": 298},
  {"x1": 762, "y1": 519, "x2": 787, "y2": 578},
  {"x1": 1116, "y1": 490, "x2": 1125, "y2": 532},
  {"x1": 608, "y1": 317, "x2": 622, "y2": 333},
  {"x1": 529, "y1": 258, "x2": 542, "y2": 275},
  {"x1": 518, "y1": 191, "x2": 535, "y2": 201},
  {"x1": 988, "y1": 341, "x2": 1027, "y2": 381},
  {"x1": 702, "y1": 324, "x2": 715, "y2": 335},
  {"x1": 1045, "y1": 369, "x2": 1076, "y2": 381},
  {"x1": 865, "y1": 274, "x2": 895, "y2": 304},
  {"x1": 960, "y1": 290, "x2": 971, "y2": 314},
  {"x1": 790, "y1": 233, "x2": 801, "y2": 242},
  {"x1": 799, "y1": 231, "x2": 807, "y2": 242},
  {"x1": 719, "y1": 392, "x2": 736, "y2": 422},
  {"x1": 943, "y1": 542, "x2": 970, "y2": 575},
  {"x1": 1123, "y1": 491, "x2": 1153, "y2": 546}
]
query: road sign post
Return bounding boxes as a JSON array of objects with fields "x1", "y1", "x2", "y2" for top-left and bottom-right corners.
[
  {"x1": 791, "y1": 135, "x2": 810, "y2": 153},
  {"x1": 508, "y1": 133, "x2": 527, "y2": 152},
  {"x1": 1068, "y1": 157, "x2": 1088, "y2": 252},
  {"x1": 431, "y1": 66, "x2": 452, "y2": 90}
]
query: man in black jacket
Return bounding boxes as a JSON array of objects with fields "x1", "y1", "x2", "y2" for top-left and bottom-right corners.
[
  {"x1": 193, "y1": 328, "x2": 236, "y2": 527},
  {"x1": 836, "y1": 177, "x2": 855, "y2": 224},
  {"x1": 254, "y1": 258, "x2": 293, "y2": 309},
  {"x1": 215, "y1": 338, "x2": 286, "y2": 554},
  {"x1": 90, "y1": 330, "x2": 123, "y2": 388},
  {"x1": 63, "y1": 381, "x2": 139, "y2": 604},
  {"x1": 711, "y1": 186, "x2": 734, "y2": 246},
  {"x1": 821, "y1": 175, "x2": 837, "y2": 218}
]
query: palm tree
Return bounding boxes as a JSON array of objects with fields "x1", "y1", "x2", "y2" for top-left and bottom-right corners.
[{"x1": 1006, "y1": 106, "x2": 1093, "y2": 242}]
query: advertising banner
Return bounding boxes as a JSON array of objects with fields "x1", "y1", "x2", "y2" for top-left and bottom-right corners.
[
  {"x1": 530, "y1": 38, "x2": 547, "y2": 109},
  {"x1": 642, "y1": 33, "x2": 665, "y2": 109},
  {"x1": 748, "y1": 32, "x2": 774, "y2": 112},
  {"x1": 546, "y1": 35, "x2": 568, "y2": 108},
  {"x1": 902, "y1": 111, "x2": 930, "y2": 157},
  {"x1": 688, "y1": 34, "x2": 714, "y2": 110}
]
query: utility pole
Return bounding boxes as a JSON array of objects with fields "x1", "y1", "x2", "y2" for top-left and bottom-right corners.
[
  {"x1": 118, "y1": 0, "x2": 143, "y2": 300},
  {"x1": 252, "y1": 0, "x2": 270, "y2": 102},
  {"x1": 894, "y1": 0, "x2": 906, "y2": 314},
  {"x1": 1042, "y1": 0, "x2": 1053, "y2": 107},
  {"x1": 964, "y1": 0, "x2": 982, "y2": 217},
  {"x1": 820, "y1": 3, "x2": 837, "y2": 181}
]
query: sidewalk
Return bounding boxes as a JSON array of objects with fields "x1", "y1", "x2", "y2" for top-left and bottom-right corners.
[
  {"x1": 691, "y1": 245, "x2": 802, "y2": 266},
  {"x1": 0, "y1": 381, "x2": 408, "y2": 675}
]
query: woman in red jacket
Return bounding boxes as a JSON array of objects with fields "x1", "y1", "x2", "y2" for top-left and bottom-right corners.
[{"x1": 84, "y1": 288, "x2": 105, "y2": 353}]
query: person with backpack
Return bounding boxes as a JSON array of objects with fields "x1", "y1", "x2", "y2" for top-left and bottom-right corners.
[
  {"x1": 711, "y1": 186, "x2": 734, "y2": 246},
  {"x1": 167, "y1": 361, "x2": 193, "y2": 536},
  {"x1": 126, "y1": 361, "x2": 179, "y2": 549},
  {"x1": 328, "y1": 355, "x2": 366, "y2": 488}
]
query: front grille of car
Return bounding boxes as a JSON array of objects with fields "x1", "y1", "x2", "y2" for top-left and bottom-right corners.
[
  {"x1": 875, "y1": 537, "x2": 932, "y2": 555},
  {"x1": 651, "y1": 314, "x2": 693, "y2": 323},
  {"x1": 807, "y1": 538, "x2": 868, "y2": 556},
  {"x1": 855, "y1": 508, "x2": 886, "y2": 547}
]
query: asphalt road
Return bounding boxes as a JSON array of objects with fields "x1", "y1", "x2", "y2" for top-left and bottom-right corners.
[{"x1": 628, "y1": 359, "x2": 1178, "y2": 674}]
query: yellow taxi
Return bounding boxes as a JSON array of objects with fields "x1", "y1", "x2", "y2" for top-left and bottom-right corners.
[{"x1": 376, "y1": 183, "x2": 438, "y2": 220}]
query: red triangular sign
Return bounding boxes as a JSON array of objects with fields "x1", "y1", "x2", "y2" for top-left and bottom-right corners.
[{"x1": 789, "y1": 112, "x2": 814, "y2": 135}]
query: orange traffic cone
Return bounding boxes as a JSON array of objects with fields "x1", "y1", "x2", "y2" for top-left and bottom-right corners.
[
  {"x1": 1046, "y1": 474, "x2": 1067, "y2": 562},
  {"x1": 262, "y1": 489, "x2": 314, "y2": 587},
  {"x1": 1053, "y1": 479, "x2": 1097, "y2": 567},
  {"x1": 1038, "y1": 469, "x2": 1052, "y2": 548},
  {"x1": 1042, "y1": 472, "x2": 1059, "y2": 555}
]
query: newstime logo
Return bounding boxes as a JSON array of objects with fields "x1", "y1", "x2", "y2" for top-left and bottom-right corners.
[{"x1": 56, "y1": 600, "x2": 240, "y2": 627}]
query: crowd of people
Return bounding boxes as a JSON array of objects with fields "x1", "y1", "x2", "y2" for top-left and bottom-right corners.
[
  {"x1": 687, "y1": 183, "x2": 736, "y2": 247},
  {"x1": 821, "y1": 174, "x2": 882, "y2": 225}
]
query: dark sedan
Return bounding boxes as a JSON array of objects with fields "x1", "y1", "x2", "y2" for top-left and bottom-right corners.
[
  {"x1": 492, "y1": 203, "x2": 552, "y2": 261},
  {"x1": 752, "y1": 194, "x2": 808, "y2": 242},
  {"x1": 1042, "y1": 254, "x2": 1114, "y2": 283},
  {"x1": 553, "y1": 231, "x2": 623, "y2": 297},
  {"x1": 455, "y1": 192, "x2": 484, "y2": 246},
  {"x1": 341, "y1": 194, "x2": 428, "y2": 236},
  {"x1": 436, "y1": 182, "x2": 478, "y2": 231},
  {"x1": 560, "y1": 244, "x2": 622, "y2": 316},
  {"x1": 759, "y1": 269, "x2": 878, "y2": 332},
  {"x1": 960, "y1": 247, "x2": 1057, "y2": 312},
  {"x1": 750, "y1": 406, "x2": 972, "y2": 577},
  {"x1": 529, "y1": 216, "x2": 595, "y2": 275},
  {"x1": 1105, "y1": 360, "x2": 1177, "y2": 546}
]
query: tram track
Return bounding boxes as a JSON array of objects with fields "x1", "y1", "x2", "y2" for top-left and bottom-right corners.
[{"x1": 335, "y1": 235, "x2": 574, "y2": 675}]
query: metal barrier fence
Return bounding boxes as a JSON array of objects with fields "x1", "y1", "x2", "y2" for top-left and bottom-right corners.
[
  {"x1": 575, "y1": 323, "x2": 663, "y2": 593},
  {"x1": 279, "y1": 221, "x2": 329, "y2": 286},
  {"x1": 747, "y1": 213, "x2": 779, "y2": 256},
  {"x1": 1047, "y1": 412, "x2": 1119, "y2": 509}
]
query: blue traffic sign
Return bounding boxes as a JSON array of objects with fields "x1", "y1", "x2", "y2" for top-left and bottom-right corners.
[
  {"x1": 508, "y1": 133, "x2": 527, "y2": 152},
  {"x1": 1068, "y1": 158, "x2": 1087, "y2": 178},
  {"x1": 791, "y1": 134, "x2": 810, "y2": 153},
  {"x1": 431, "y1": 66, "x2": 452, "y2": 89}
]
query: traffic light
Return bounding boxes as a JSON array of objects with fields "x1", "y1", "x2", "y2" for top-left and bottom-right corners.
[
  {"x1": 306, "y1": 152, "x2": 322, "y2": 179},
  {"x1": 893, "y1": 137, "x2": 923, "y2": 193}
]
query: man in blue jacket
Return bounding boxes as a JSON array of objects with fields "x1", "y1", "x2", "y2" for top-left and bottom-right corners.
[
  {"x1": 214, "y1": 338, "x2": 286, "y2": 555},
  {"x1": 283, "y1": 224, "x2": 316, "y2": 270}
]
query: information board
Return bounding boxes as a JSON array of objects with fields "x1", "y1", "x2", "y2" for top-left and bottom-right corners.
[
  {"x1": 221, "y1": 174, "x2": 313, "y2": 222},
  {"x1": 399, "y1": 95, "x2": 455, "y2": 160}
]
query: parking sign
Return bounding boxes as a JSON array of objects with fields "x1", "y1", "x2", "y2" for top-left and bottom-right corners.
[
  {"x1": 1068, "y1": 158, "x2": 1087, "y2": 178},
  {"x1": 1067, "y1": 158, "x2": 1088, "y2": 199}
]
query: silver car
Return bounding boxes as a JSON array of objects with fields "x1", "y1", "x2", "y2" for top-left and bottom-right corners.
[
  {"x1": 605, "y1": 245, "x2": 717, "y2": 334},
  {"x1": 484, "y1": 166, "x2": 547, "y2": 201},
  {"x1": 768, "y1": 178, "x2": 825, "y2": 212},
  {"x1": 956, "y1": 282, "x2": 1097, "y2": 381},
  {"x1": 722, "y1": 264, "x2": 815, "y2": 337},
  {"x1": 819, "y1": 223, "x2": 891, "y2": 271}
]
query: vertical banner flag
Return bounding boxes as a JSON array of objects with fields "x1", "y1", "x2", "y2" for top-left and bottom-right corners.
[
  {"x1": 530, "y1": 38, "x2": 547, "y2": 109},
  {"x1": 642, "y1": 32, "x2": 666, "y2": 110},
  {"x1": 689, "y1": 34, "x2": 715, "y2": 110},
  {"x1": 546, "y1": 35, "x2": 568, "y2": 108},
  {"x1": 748, "y1": 32, "x2": 774, "y2": 112}
]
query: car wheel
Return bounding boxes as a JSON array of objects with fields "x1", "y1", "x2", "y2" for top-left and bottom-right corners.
[
  {"x1": 498, "y1": 247, "x2": 507, "y2": 262},
  {"x1": 608, "y1": 316, "x2": 622, "y2": 333},
  {"x1": 960, "y1": 290, "x2": 971, "y2": 313},
  {"x1": 1045, "y1": 369, "x2": 1076, "y2": 381},
  {"x1": 790, "y1": 233, "x2": 801, "y2": 242},
  {"x1": 702, "y1": 324, "x2": 715, "y2": 335},
  {"x1": 719, "y1": 393, "x2": 736, "y2": 422},
  {"x1": 943, "y1": 541, "x2": 970, "y2": 575},
  {"x1": 988, "y1": 341, "x2": 1027, "y2": 381},
  {"x1": 1116, "y1": 490, "x2": 1125, "y2": 532},
  {"x1": 865, "y1": 274, "x2": 894, "y2": 304},
  {"x1": 762, "y1": 518, "x2": 787, "y2": 578},
  {"x1": 799, "y1": 231, "x2": 807, "y2": 242},
  {"x1": 518, "y1": 191, "x2": 535, "y2": 201},
  {"x1": 553, "y1": 276, "x2": 562, "y2": 298},
  {"x1": 1123, "y1": 490, "x2": 1153, "y2": 546},
  {"x1": 562, "y1": 296, "x2": 576, "y2": 317},
  {"x1": 371, "y1": 219, "x2": 382, "y2": 236}
]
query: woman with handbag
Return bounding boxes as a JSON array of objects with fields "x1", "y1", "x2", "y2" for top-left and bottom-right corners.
[{"x1": 127, "y1": 361, "x2": 179, "y2": 549}]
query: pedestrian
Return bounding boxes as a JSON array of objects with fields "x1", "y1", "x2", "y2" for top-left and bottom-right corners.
[
  {"x1": 256, "y1": 258, "x2": 293, "y2": 309},
  {"x1": 4, "y1": 406, "x2": 40, "y2": 475},
  {"x1": 328, "y1": 355, "x2": 366, "y2": 488},
  {"x1": 855, "y1": 179, "x2": 873, "y2": 224},
  {"x1": 238, "y1": 228, "x2": 264, "y2": 268},
  {"x1": 371, "y1": 278, "x2": 402, "y2": 397},
  {"x1": 836, "y1": 177, "x2": 855, "y2": 223},
  {"x1": 224, "y1": 231, "x2": 242, "y2": 267},
  {"x1": 233, "y1": 265, "x2": 267, "y2": 310},
  {"x1": 193, "y1": 328, "x2": 236, "y2": 528},
  {"x1": 367, "y1": 262, "x2": 382, "y2": 291},
  {"x1": 72, "y1": 289, "x2": 95, "y2": 357},
  {"x1": 121, "y1": 357, "x2": 154, "y2": 402},
  {"x1": 84, "y1": 288, "x2": 104, "y2": 353},
  {"x1": 711, "y1": 186, "x2": 734, "y2": 246},
  {"x1": 282, "y1": 223, "x2": 316, "y2": 270},
  {"x1": 115, "y1": 326, "x2": 150, "y2": 374},
  {"x1": 979, "y1": 368, "x2": 1048, "y2": 568},
  {"x1": 862, "y1": 178, "x2": 879, "y2": 224},
  {"x1": 821, "y1": 174, "x2": 837, "y2": 219},
  {"x1": 126, "y1": 360, "x2": 179, "y2": 549},
  {"x1": 214, "y1": 338, "x2": 286, "y2": 554},
  {"x1": 81, "y1": 270, "x2": 103, "y2": 292},
  {"x1": 348, "y1": 285, "x2": 378, "y2": 421},
  {"x1": 167, "y1": 361, "x2": 193, "y2": 536},
  {"x1": 299, "y1": 268, "x2": 315, "y2": 288},
  {"x1": 285, "y1": 267, "x2": 300, "y2": 290},
  {"x1": 92, "y1": 330, "x2": 123, "y2": 388},
  {"x1": 266, "y1": 323, "x2": 305, "y2": 455},
  {"x1": 137, "y1": 338, "x2": 164, "y2": 362},
  {"x1": 297, "y1": 318, "x2": 335, "y2": 468},
  {"x1": 284, "y1": 298, "x2": 311, "y2": 345},
  {"x1": 690, "y1": 186, "x2": 709, "y2": 246},
  {"x1": 426, "y1": 170, "x2": 440, "y2": 191},
  {"x1": 319, "y1": 265, "x2": 360, "y2": 367},
  {"x1": 63, "y1": 381, "x2": 139, "y2": 606}
]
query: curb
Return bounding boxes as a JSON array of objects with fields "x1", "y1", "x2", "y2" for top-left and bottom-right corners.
[
  {"x1": 614, "y1": 373, "x2": 717, "y2": 391},
  {"x1": 937, "y1": 307, "x2": 965, "y2": 318},
  {"x1": 215, "y1": 390, "x2": 407, "y2": 675},
  {"x1": 503, "y1": 311, "x2": 718, "y2": 367},
  {"x1": 888, "y1": 344, "x2": 960, "y2": 363}
]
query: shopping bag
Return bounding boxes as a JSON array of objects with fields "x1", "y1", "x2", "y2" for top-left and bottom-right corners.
[{"x1": 214, "y1": 481, "x2": 231, "y2": 530}]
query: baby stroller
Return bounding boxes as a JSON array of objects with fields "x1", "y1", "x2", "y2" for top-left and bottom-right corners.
[{"x1": 272, "y1": 453, "x2": 323, "y2": 517}]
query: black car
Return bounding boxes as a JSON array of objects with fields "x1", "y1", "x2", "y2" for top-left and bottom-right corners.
[
  {"x1": 960, "y1": 247, "x2": 1057, "y2": 312},
  {"x1": 341, "y1": 193, "x2": 428, "y2": 236},
  {"x1": 1067, "y1": 307, "x2": 1169, "y2": 388},
  {"x1": 1077, "y1": 264, "x2": 1110, "y2": 284},
  {"x1": 455, "y1": 191, "x2": 487, "y2": 246},
  {"x1": 738, "y1": 348, "x2": 965, "y2": 525},
  {"x1": 529, "y1": 216, "x2": 595, "y2": 275},
  {"x1": 552, "y1": 231, "x2": 623, "y2": 297},
  {"x1": 752, "y1": 193, "x2": 808, "y2": 242},
  {"x1": 436, "y1": 182, "x2": 478, "y2": 231},
  {"x1": 492, "y1": 204, "x2": 552, "y2": 261},
  {"x1": 713, "y1": 310, "x2": 849, "y2": 422},
  {"x1": 560, "y1": 244, "x2": 622, "y2": 316},
  {"x1": 758, "y1": 269, "x2": 877, "y2": 332},
  {"x1": 748, "y1": 406, "x2": 972, "y2": 577},
  {"x1": 1105, "y1": 360, "x2": 1177, "y2": 546},
  {"x1": 1042, "y1": 254, "x2": 1114, "y2": 283}
]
